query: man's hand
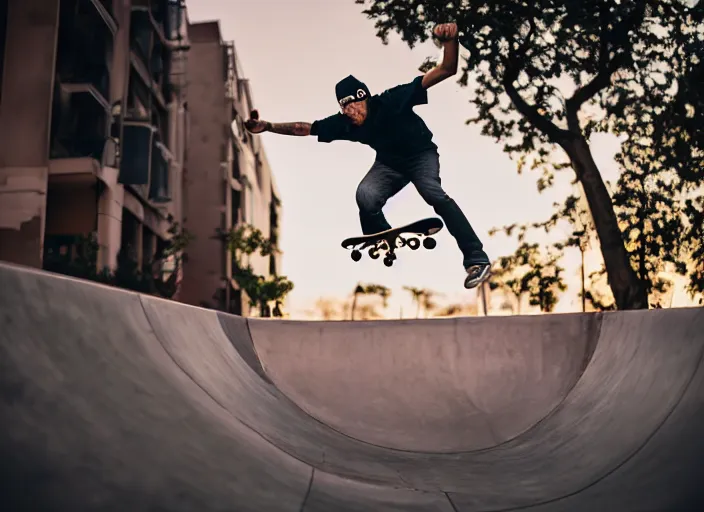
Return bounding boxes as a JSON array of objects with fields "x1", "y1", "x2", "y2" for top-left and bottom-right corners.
[
  {"x1": 244, "y1": 109, "x2": 312, "y2": 137},
  {"x1": 244, "y1": 109, "x2": 270, "y2": 134},
  {"x1": 422, "y1": 23, "x2": 460, "y2": 89},
  {"x1": 432, "y1": 22, "x2": 458, "y2": 42}
]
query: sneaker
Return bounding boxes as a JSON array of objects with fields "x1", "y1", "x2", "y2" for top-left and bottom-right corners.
[{"x1": 464, "y1": 263, "x2": 491, "y2": 289}]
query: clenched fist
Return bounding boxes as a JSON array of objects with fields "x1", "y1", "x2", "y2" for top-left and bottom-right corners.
[
  {"x1": 244, "y1": 109, "x2": 269, "y2": 134},
  {"x1": 432, "y1": 22, "x2": 458, "y2": 42}
]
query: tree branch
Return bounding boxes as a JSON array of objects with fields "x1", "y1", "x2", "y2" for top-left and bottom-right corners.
[
  {"x1": 565, "y1": 2, "x2": 646, "y2": 131},
  {"x1": 501, "y1": 18, "x2": 571, "y2": 144},
  {"x1": 566, "y1": 52, "x2": 630, "y2": 131}
]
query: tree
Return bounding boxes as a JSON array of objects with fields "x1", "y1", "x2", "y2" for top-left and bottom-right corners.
[
  {"x1": 647, "y1": 34, "x2": 704, "y2": 300},
  {"x1": 435, "y1": 302, "x2": 479, "y2": 317},
  {"x1": 421, "y1": 289, "x2": 439, "y2": 317},
  {"x1": 489, "y1": 242, "x2": 567, "y2": 313},
  {"x1": 356, "y1": 0, "x2": 703, "y2": 310},
  {"x1": 403, "y1": 286, "x2": 440, "y2": 317},
  {"x1": 403, "y1": 286, "x2": 425, "y2": 318},
  {"x1": 350, "y1": 282, "x2": 390, "y2": 320},
  {"x1": 223, "y1": 224, "x2": 294, "y2": 317},
  {"x1": 491, "y1": 157, "x2": 687, "y2": 311},
  {"x1": 43, "y1": 221, "x2": 194, "y2": 299},
  {"x1": 314, "y1": 298, "x2": 342, "y2": 320}
]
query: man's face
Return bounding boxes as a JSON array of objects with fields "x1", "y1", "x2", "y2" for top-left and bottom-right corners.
[{"x1": 342, "y1": 99, "x2": 368, "y2": 125}]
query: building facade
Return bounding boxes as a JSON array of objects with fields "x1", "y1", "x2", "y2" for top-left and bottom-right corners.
[
  {"x1": 0, "y1": 3, "x2": 283, "y2": 316},
  {"x1": 0, "y1": 0, "x2": 189, "y2": 291},
  {"x1": 179, "y1": 20, "x2": 283, "y2": 315}
]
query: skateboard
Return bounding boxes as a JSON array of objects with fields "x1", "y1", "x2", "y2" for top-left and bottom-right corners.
[{"x1": 341, "y1": 217, "x2": 444, "y2": 267}]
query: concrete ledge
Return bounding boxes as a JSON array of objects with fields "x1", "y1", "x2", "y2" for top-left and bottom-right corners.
[{"x1": 0, "y1": 166, "x2": 48, "y2": 229}]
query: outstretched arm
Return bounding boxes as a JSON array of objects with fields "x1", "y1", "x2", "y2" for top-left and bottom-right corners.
[
  {"x1": 244, "y1": 110, "x2": 311, "y2": 136},
  {"x1": 421, "y1": 23, "x2": 460, "y2": 89}
]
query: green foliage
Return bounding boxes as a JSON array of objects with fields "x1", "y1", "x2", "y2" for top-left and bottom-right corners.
[
  {"x1": 223, "y1": 224, "x2": 293, "y2": 317},
  {"x1": 355, "y1": 283, "x2": 391, "y2": 306},
  {"x1": 43, "y1": 222, "x2": 194, "y2": 299},
  {"x1": 350, "y1": 282, "x2": 391, "y2": 319},
  {"x1": 357, "y1": 0, "x2": 703, "y2": 308},
  {"x1": 489, "y1": 242, "x2": 567, "y2": 312},
  {"x1": 403, "y1": 286, "x2": 440, "y2": 318}
]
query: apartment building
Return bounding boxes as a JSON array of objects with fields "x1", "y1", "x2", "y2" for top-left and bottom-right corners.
[
  {"x1": 179, "y1": 20, "x2": 283, "y2": 315},
  {"x1": 0, "y1": 0, "x2": 189, "y2": 288}
]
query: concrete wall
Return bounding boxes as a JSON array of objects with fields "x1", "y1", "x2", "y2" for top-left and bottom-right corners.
[
  {"x1": 180, "y1": 21, "x2": 284, "y2": 315},
  {"x1": 180, "y1": 23, "x2": 227, "y2": 309},
  {"x1": 0, "y1": 0, "x2": 60, "y2": 267},
  {"x1": 0, "y1": 4, "x2": 282, "y2": 315}
]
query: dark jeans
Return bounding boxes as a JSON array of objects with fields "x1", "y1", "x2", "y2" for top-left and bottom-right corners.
[{"x1": 355, "y1": 149, "x2": 489, "y2": 266}]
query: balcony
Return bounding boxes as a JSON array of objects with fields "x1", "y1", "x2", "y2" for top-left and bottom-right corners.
[
  {"x1": 59, "y1": 0, "x2": 117, "y2": 39},
  {"x1": 49, "y1": 86, "x2": 118, "y2": 181},
  {"x1": 58, "y1": 74, "x2": 110, "y2": 112},
  {"x1": 130, "y1": 7, "x2": 172, "y2": 105},
  {"x1": 49, "y1": 85, "x2": 110, "y2": 162},
  {"x1": 90, "y1": 0, "x2": 117, "y2": 33},
  {"x1": 56, "y1": 0, "x2": 116, "y2": 110}
]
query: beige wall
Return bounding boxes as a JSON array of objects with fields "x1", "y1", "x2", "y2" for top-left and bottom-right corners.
[
  {"x1": 0, "y1": 3, "x2": 285, "y2": 315},
  {"x1": 180, "y1": 26, "x2": 227, "y2": 309},
  {"x1": 0, "y1": 0, "x2": 60, "y2": 267},
  {"x1": 45, "y1": 182, "x2": 98, "y2": 236},
  {"x1": 0, "y1": 0, "x2": 190, "y2": 279},
  {"x1": 180, "y1": 21, "x2": 283, "y2": 315}
]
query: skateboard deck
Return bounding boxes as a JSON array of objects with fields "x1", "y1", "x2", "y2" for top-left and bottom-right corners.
[{"x1": 341, "y1": 217, "x2": 444, "y2": 267}]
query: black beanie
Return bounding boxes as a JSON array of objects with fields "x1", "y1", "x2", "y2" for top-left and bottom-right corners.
[{"x1": 335, "y1": 75, "x2": 370, "y2": 106}]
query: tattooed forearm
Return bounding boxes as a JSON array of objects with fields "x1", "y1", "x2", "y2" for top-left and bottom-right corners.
[{"x1": 265, "y1": 122, "x2": 311, "y2": 136}]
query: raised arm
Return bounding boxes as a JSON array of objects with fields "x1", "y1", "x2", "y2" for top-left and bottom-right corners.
[
  {"x1": 244, "y1": 109, "x2": 311, "y2": 136},
  {"x1": 421, "y1": 23, "x2": 460, "y2": 90}
]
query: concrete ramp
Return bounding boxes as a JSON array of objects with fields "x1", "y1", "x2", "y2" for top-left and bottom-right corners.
[
  {"x1": 245, "y1": 315, "x2": 599, "y2": 452},
  {"x1": 1, "y1": 261, "x2": 703, "y2": 511}
]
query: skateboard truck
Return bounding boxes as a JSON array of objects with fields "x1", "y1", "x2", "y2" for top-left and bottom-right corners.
[{"x1": 343, "y1": 218, "x2": 443, "y2": 267}]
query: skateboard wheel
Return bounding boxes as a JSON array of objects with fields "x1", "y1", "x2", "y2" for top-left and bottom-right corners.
[
  {"x1": 383, "y1": 257, "x2": 393, "y2": 267},
  {"x1": 407, "y1": 238, "x2": 420, "y2": 250},
  {"x1": 423, "y1": 237, "x2": 436, "y2": 250},
  {"x1": 351, "y1": 249, "x2": 362, "y2": 262},
  {"x1": 369, "y1": 247, "x2": 380, "y2": 259}
]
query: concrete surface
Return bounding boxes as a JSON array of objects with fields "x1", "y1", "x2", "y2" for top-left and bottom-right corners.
[{"x1": 1, "y1": 261, "x2": 703, "y2": 511}]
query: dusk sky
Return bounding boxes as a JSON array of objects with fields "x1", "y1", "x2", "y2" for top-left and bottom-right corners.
[{"x1": 186, "y1": 0, "x2": 689, "y2": 318}]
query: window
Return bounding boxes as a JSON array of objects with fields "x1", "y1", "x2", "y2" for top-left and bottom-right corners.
[
  {"x1": 120, "y1": 208, "x2": 140, "y2": 263},
  {"x1": 246, "y1": 182, "x2": 254, "y2": 224},
  {"x1": 231, "y1": 189, "x2": 241, "y2": 226}
]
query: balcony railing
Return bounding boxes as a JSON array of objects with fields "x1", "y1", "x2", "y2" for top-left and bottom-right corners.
[
  {"x1": 60, "y1": 66, "x2": 111, "y2": 106},
  {"x1": 50, "y1": 89, "x2": 110, "y2": 161},
  {"x1": 90, "y1": 0, "x2": 117, "y2": 34},
  {"x1": 56, "y1": 0, "x2": 115, "y2": 104}
]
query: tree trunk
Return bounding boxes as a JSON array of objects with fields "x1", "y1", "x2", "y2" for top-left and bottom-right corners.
[
  {"x1": 562, "y1": 136, "x2": 648, "y2": 310},
  {"x1": 580, "y1": 244, "x2": 586, "y2": 312},
  {"x1": 350, "y1": 293, "x2": 358, "y2": 320},
  {"x1": 260, "y1": 302, "x2": 271, "y2": 318}
]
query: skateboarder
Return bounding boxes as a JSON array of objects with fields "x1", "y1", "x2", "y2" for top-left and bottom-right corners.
[{"x1": 244, "y1": 22, "x2": 490, "y2": 289}]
